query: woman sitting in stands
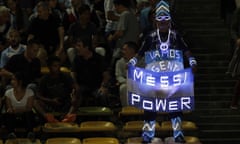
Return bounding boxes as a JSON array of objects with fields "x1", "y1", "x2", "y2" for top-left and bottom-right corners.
[{"x1": 4, "y1": 71, "x2": 35, "y2": 139}]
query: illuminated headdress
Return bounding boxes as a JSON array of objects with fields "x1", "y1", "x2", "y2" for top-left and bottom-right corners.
[{"x1": 155, "y1": 0, "x2": 171, "y2": 21}]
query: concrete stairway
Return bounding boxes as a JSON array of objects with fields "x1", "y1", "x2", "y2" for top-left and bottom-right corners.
[{"x1": 174, "y1": 0, "x2": 240, "y2": 143}]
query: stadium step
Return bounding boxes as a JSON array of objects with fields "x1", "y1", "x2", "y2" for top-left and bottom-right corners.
[{"x1": 174, "y1": 0, "x2": 240, "y2": 143}]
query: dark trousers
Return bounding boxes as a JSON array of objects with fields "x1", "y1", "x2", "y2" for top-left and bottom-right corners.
[{"x1": 4, "y1": 111, "x2": 35, "y2": 133}]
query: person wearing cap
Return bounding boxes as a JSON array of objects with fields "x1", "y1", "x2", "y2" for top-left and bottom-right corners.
[{"x1": 128, "y1": 0, "x2": 197, "y2": 143}]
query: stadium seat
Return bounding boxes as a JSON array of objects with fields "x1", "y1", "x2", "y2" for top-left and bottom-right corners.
[
  {"x1": 41, "y1": 66, "x2": 70, "y2": 74},
  {"x1": 14, "y1": 126, "x2": 41, "y2": 133},
  {"x1": 185, "y1": 136, "x2": 201, "y2": 143},
  {"x1": 77, "y1": 107, "x2": 113, "y2": 116},
  {"x1": 79, "y1": 121, "x2": 117, "y2": 132},
  {"x1": 123, "y1": 121, "x2": 161, "y2": 131},
  {"x1": 82, "y1": 137, "x2": 119, "y2": 144},
  {"x1": 126, "y1": 137, "x2": 142, "y2": 144},
  {"x1": 161, "y1": 121, "x2": 198, "y2": 131},
  {"x1": 42, "y1": 122, "x2": 80, "y2": 133},
  {"x1": 126, "y1": 137, "x2": 163, "y2": 144},
  {"x1": 118, "y1": 106, "x2": 191, "y2": 117},
  {"x1": 118, "y1": 106, "x2": 144, "y2": 116},
  {"x1": 5, "y1": 138, "x2": 41, "y2": 144},
  {"x1": 45, "y1": 137, "x2": 81, "y2": 144}
]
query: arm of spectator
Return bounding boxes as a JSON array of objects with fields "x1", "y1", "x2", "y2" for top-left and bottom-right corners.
[
  {"x1": 56, "y1": 26, "x2": 65, "y2": 56},
  {"x1": 27, "y1": 34, "x2": 34, "y2": 42},
  {"x1": 0, "y1": 51, "x2": 7, "y2": 68},
  {"x1": 70, "y1": 72, "x2": 79, "y2": 87},
  {"x1": 66, "y1": 89, "x2": 79, "y2": 114},
  {"x1": 115, "y1": 60, "x2": 126, "y2": 84},
  {"x1": 0, "y1": 68, "x2": 13, "y2": 78},
  {"x1": 36, "y1": 93, "x2": 55, "y2": 103},
  {"x1": 107, "y1": 30, "x2": 123, "y2": 41},
  {"x1": 107, "y1": 11, "x2": 119, "y2": 21},
  {"x1": 98, "y1": 70, "x2": 112, "y2": 95},
  {"x1": 6, "y1": 97, "x2": 14, "y2": 113}
]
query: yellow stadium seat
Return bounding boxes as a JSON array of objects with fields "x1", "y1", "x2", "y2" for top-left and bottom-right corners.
[
  {"x1": 60, "y1": 67, "x2": 71, "y2": 73},
  {"x1": 5, "y1": 138, "x2": 41, "y2": 144},
  {"x1": 118, "y1": 107, "x2": 191, "y2": 117},
  {"x1": 118, "y1": 106, "x2": 144, "y2": 116},
  {"x1": 41, "y1": 66, "x2": 71, "y2": 74},
  {"x1": 185, "y1": 136, "x2": 201, "y2": 143},
  {"x1": 123, "y1": 121, "x2": 161, "y2": 131},
  {"x1": 43, "y1": 122, "x2": 80, "y2": 133},
  {"x1": 182, "y1": 121, "x2": 198, "y2": 130},
  {"x1": 79, "y1": 121, "x2": 117, "y2": 132},
  {"x1": 82, "y1": 137, "x2": 119, "y2": 144},
  {"x1": 126, "y1": 137, "x2": 142, "y2": 144},
  {"x1": 77, "y1": 107, "x2": 113, "y2": 116},
  {"x1": 45, "y1": 138, "x2": 81, "y2": 144},
  {"x1": 161, "y1": 121, "x2": 198, "y2": 131}
]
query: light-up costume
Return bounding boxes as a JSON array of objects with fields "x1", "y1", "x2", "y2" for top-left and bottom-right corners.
[{"x1": 128, "y1": 1, "x2": 197, "y2": 143}]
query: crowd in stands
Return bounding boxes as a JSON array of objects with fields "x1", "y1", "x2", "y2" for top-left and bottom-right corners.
[{"x1": 0, "y1": 0, "x2": 178, "y2": 140}]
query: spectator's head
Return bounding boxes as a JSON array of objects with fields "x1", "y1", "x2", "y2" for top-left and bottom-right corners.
[
  {"x1": 113, "y1": 0, "x2": 130, "y2": 14},
  {"x1": 7, "y1": 28, "x2": 21, "y2": 48},
  {"x1": 71, "y1": 0, "x2": 82, "y2": 8},
  {"x1": 11, "y1": 72, "x2": 29, "y2": 89},
  {"x1": 26, "y1": 38, "x2": 41, "y2": 59},
  {"x1": 155, "y1": 0, "x2": 171, "y2": 32},
  {"x1": 73, "y1": 37, "x2": 90, "y2": 56},
  {"x1": 0, "y1": 6, "x2": 10, "y2": 25},
  {"x1": 47, "y1": 56, "x2": 61, "y2": 74},
  {"x1": 6, "y1": 0, "x2": 17, "y2": 11},
  {"x1": 122, "y1": 41, "x2": 138, "y2": 61},
  {"x1": 37, "y1": 1, "x2": 50, "y2": 20},
  {"x1": 78, "y1": 4, "x2": 91, "y2": 24},
  {"x1": 47, "y1": 0, "x2": 58, "y2": 9}
]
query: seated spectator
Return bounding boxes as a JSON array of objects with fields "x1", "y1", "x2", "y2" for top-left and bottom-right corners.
[
  {"x1": 0, "y1": 5, "x2": 12, "y2": 51},
  {"x1": 47, "y1": 0, "x2": 63, "y2": 20},
  {"x1": 6, "y1": 0, "x2": 27, "y2": 33},
  {"x1": 70, "y1": 37, "x2": 106, "y2": 106},
  {"x1": 0, "y1": 28, "x2": 26, "y2": 68},
  {"x1": 62, "y1": 0, "x2": 81, "y2": 32},
  {"x1": 27, "y1": 1, "x2": 64, "y2": 58},
  {"x1": 107, "y1": 0, "x2": 140, "y2": 68},
  {"x1": 4, "y1": 72, "x2": 36, "y2": 139},
  {"x1": 34, "y1": 56, "x2": 77, "y2": 123},
  {"x1": 0, "y1": 38, "x2": 41, "y2": 90},
  {"x1": 66, "y1": 4, "x2": 97, "y2": 65},
  {"x1": 115, "y1": 41, "x2": 138, "y2": 106}
]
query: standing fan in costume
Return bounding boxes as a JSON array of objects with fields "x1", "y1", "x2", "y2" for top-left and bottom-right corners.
[{"x1": 127, "y1": 0, "x2": 197, "y2": 143}]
